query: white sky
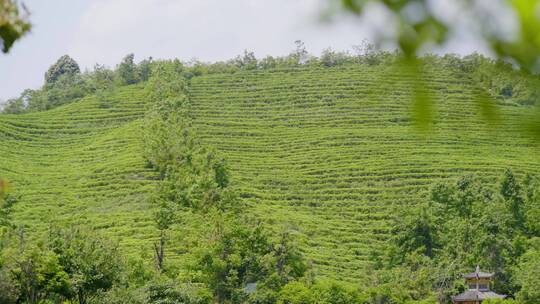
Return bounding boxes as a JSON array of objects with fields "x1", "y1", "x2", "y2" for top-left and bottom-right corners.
[{"x1": 0, "y1": 0, "x2": 497, "y2": 101}]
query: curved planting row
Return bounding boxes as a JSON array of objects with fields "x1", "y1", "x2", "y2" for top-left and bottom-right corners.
[
  {"x1": 0, "y1": 63, "x2": 538, "y2": 283},
  {"x1": 0, "y1": 85, "x2": 158, "y2": 252},
  {"x1": 188, "y1": 65, "x2": 540, "y2": 282}
]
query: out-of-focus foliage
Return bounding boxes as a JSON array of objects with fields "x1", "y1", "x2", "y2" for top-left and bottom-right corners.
[
  {"x1": 329, "y1": 0, "x2": 540, "y2": 131},
  {"x1": 332, "y1": 0, "x2": 540, "y2": 73},
  {"x1": 0, "y1": 0, "x2": 30, "y2": 53}
]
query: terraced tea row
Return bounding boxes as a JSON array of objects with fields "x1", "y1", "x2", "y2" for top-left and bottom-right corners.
[
  {"x1": 188, "y1": 65, "x2": 540, "y2": 282},
  {"x1": 1, "y1": 64, "x2": 538, "y2": 283},
  {"x1": 0, "y1": 85, "x2": 158, "y2": 250}
]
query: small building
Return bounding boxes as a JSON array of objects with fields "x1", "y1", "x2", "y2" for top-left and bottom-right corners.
[{"x1": 452, "y1": 266, "x2": 506, "y2": 304}]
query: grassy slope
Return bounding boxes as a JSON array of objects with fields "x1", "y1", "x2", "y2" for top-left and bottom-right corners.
[
  {"x1": 0, "y1": 85, "x2": 157, "y2": 252},
  {"x1": 0, "y1": 63, "x2": 539, "y2": 282},
  {"x1": 189, "y1": 65, "x2": 540, "y2": 281}
]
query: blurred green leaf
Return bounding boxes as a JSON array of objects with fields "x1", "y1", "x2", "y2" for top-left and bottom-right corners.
[
  {"x1": 331, "y1": 0, "x2": 540, "y2": 137},
  {"x1": 475, "y1": 91, "x2": 500, "y2": 126},
  {"x1": 524, "y1": 105, "x2": 540, "y2": 140},
  {"x1": 411, "y1": 81, "x2": 433, "y2": 129},
  {"x1": 341, "y1": 0, "x2": 366, "y2": 14},
  {"x1": 0, "y1": 0, "x2": 31, "y2": 53},
  {"x1": 400, "y1": 58, "x2": 434, "y2": 129}
]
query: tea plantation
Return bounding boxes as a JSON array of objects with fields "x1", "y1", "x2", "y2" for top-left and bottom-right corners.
[{"x1": 1, "y1": 63, "x2": 538, "y2": 283}]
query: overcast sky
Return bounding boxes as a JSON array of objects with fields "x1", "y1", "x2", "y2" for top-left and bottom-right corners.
[{"x1": 0, "y1": 0, "x2": 496, "y2": 101}]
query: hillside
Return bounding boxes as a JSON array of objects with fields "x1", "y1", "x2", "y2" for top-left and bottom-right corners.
[
  {"x1": 1, "y1": 63, "x2": 539, "y2": 283},
  {"x1": 0, "y1": 85, "x2": 157, "y2": 249}
]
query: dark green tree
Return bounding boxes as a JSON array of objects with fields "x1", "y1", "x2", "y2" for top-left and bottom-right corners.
[
  {"x1": 391, "y1": 205, "x2": 440, "y2": 261},
  {"x1": 117, "y1": 53, "x2": 139, "y2": 85},
  {"x1": 514, "y1": 243, "x2": 540, "y2": 304},
  {"x1": 500, "y1": 169, "x2": 526, "y2": 229},
  {"x1": 48, "y1": 227, "x2": 123, "y2": 304},
  {"x1": 88, "y1": 64, "x2": 115, "y2": 92},
  {"x1": 144, "y1": 280, "x2": 212, "y2": 304},
  {"x1": 198, "y1": 220, "x2": 306, "y2": 303},
  {"x1": 234, "y1": 50, "x2": 258, "y2": 70},
  {"x1": 44, "y1": 55, "x2": 80, "y2": 85},
  {"x1": 523, "y1": 174, "x2": 540, "y2": 236},
  {"x1": 10, "y1": 248, "x2": 72, "y2": 303},
  {"x1": 138, "y1": 56, "x2": 153, "y2": 82}
]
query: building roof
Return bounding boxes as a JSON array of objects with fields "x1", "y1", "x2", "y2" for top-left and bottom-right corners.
[
  {"x1": 243, "y1": 282, "x2": 257, "y2": 294},
  {"x1": 452, "y1": 290, "x2": 506, "y2": 302},
  {"x1": 464, "y1": 265, "x2": 494, "y2": 279}
]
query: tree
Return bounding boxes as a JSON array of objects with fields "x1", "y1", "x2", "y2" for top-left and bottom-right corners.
[
  {"x1": 234, "y1": 50, "x2": 258, "y2": 70},
  {"x1": 270, "y1": 230, "x2": 307, "y2": 284},
  {"x1": 276, "y1": 280, "x2": 367, "y2": 304},
  {"x1": 43, "y1": 73, "x2": 90, "y2": 109},
  {"x1": 0, "y1": 0, "x2": 31, "y2": 53},
  {"x1": 143, "y1": 60, "x2": 235, "y2": 213},
  {"x1": 320, "y1": 48, "x2": 350, "y2": 67},
  {"x1": 277, "y1": 281, "x2": 313, "y2": 304},
  {"x1": 2, "y1": 96, "x2": 24, "y2": 114},
  {"x1": 88, "y1": 64, "x2": 115, "y2": 92},
  {"x1": 138, "y1": 56, "x2": 153, "y2": 82},
  {"x1": 44, "y1": 55, "x2": 81, "y2": 85},
  {"x1": 152, "y1": 199, "x2": 175, "y2": 272},
  {"x1": 523, "y1": 174, "x2": 540, "y2": 236},
  {"x1": 514, "y1": 244, "x2": 540, "y2": 303},
  {"x1": 144, "y1": 280, "x2": 212, "y2": 304},
  {"x1": 386, "y1": 172, "x2": 533, "y2": 298},
  {"x1": 10, "y1": 248, "x2": 72, "y2": 303},
  {"x1": 500, "y1": 169, "x2": 526, "y2": 228},
  {"x1": 290, "y1": 40, "x2": 309, "y2": 65},
  {"x1": 198, "y1": 220, "x2": 306, "y2": 303},
  {"x1": 390, "y1": 204, "x2": 440, "y2": 261},
  {"x1": 48, "y1": 227, "x2": 123, "y2": 304},
  {"x1": 117, "y1": 53, "x2": 139, "y2": 85}
]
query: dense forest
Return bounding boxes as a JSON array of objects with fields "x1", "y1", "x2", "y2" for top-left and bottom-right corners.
[{"x1": 1, "y1": 45, "x2": 539, "y2": 303}]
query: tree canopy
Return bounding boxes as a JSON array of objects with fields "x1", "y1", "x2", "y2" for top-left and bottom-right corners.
[{"x1": 44, "y1": 55, "x2": 81, "y2": 85}]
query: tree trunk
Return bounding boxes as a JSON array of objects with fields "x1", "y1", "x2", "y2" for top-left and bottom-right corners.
[
  {"x1": 154, "y1": 230, "x2": 165, "y2": 271},
  {"x1": 78, "y1": 290, "x2": 86, "y2": 304}
]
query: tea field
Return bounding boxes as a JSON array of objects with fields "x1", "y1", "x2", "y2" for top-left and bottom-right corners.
[
  {"x1": 0, "y1": 85, "x2": 158, "y2": 249},
  {"x1": 1, "y1": 63, "x2": 539, "y2": 282}
]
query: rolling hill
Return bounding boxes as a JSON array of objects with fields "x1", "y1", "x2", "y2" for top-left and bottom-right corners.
[{"x1": 1, "y1": 63, "x2": 538, "y2": 283}]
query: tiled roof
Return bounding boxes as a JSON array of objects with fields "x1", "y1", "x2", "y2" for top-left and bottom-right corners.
[
  {"x1": 452, "y1": 290, "x2": 506, "y2": 302},
  {"x1": 464, "y1": 266, "x2": 494, "y2": 279},
  {"x1": 464, "y1": 271, "x2": 493, "y2": 279}
]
